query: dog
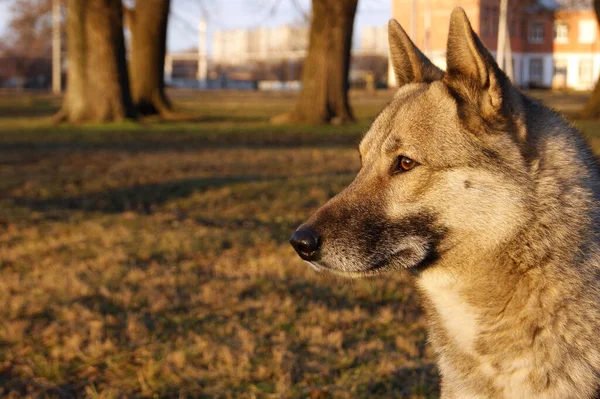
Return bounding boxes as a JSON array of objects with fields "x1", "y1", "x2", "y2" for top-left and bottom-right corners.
[{"x1": 290, "y1": 8, "x2": 600, "y2": 398}]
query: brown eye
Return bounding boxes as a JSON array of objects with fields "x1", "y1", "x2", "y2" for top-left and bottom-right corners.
[{"x1": 396, "y1": 156, "x2": 417, "y2": 172}]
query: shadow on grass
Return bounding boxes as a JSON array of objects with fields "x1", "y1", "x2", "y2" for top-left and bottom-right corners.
[
  {"x1": 0, "y1": 369, "x2": 81, "y2": 399},
  {"x1": 9, "y1": 173, "x2": 327, "y2": 245},
  {"x1": 1, "y1": 351, "x2": 209, "y2": 398},
  {"x1": 0, "y1": 130, "x2": 362, "y2": 154},
  {"x1": 12, "y1": 175, "x2": 267, "y2": 214},
  {"x1": 240, "y1": 276, "x2": 424, "y2": 319},
  {"x1": 0, "y1": 98, "x2": 60, "y2": 119},
  {"x1": 148, "y1": 114, "x2": 269, "y2": 124},
  {"x1": 355, "y1": 363, "x2": 440, "y2": 398}
]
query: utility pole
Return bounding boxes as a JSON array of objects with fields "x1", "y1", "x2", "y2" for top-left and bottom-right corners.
[
  {"x1": 165, "y1": 54, "x2": 173, "y2": 83},
  {"x1": 197, "y1": 18, "x2": 208, "y2": 86},
  {"x1": 497, "y1": 0, "x2": 508, "y2": 73},
  {"x1": 505, "y1": 24, "x2": 514, "y2": 81},
  {"x1": 52, "y1": 0, "x2": 61, "y2": 94}
]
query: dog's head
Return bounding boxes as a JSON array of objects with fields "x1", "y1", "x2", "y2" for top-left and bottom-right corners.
[{"x1": 290, "y1": 8, "x2": 533, "y2": 278}]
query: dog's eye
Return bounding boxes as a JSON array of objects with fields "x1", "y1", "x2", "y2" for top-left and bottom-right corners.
[{"x1": 395, "y1": 156, "x2": 417, "y2": 173}]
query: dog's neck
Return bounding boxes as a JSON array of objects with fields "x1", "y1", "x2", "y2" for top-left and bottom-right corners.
[
  {"x1": 418, "y1": 104, "x2": 600, "y2": 339},
  {"x1": 415, "y1": 101, "x2": 600, "y2": 397},
  {"x1": 416, "y1": 214, "x2": 599, "y2": 397}
]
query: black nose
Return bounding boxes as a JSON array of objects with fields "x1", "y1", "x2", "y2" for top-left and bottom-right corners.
[{"x1": 290, "y1": 228, "x2": 321, "y2": 261}]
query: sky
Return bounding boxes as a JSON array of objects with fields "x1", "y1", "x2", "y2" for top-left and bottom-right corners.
[
  {"x1": 0, "y1": 1, "x2": 10, "y2": 39},
  {"x1": 0, "y1": 0, "x2": 391, "y2": 53}
]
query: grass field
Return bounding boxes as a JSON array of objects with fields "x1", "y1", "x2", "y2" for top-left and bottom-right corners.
[{"x1": 0, "y1": 89, "x2": 598, "y2": 398}]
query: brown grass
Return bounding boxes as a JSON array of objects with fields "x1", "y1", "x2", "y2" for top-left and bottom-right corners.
[{"x1": 0, "y1": 89, "x2": 598, "y2": 398}]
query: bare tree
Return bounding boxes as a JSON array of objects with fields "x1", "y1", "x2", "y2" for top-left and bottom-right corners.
[
  {"x1": 581, "y1": 0, "x2": 600, "y2": 118},
  {"x1": 273, "y1": 0, "x2": 359, "y2": 124},
  {"x1": 5, "y1": 0, "x2": 171, "y2": 121},
  {"x1": 5, "y1": 0, "x2": 54, "y2": 54},
  {"x1": 4, "y1": 0, "x2": 55, "y2": 88},
  {"x1": 56, "y1": 0, "x2": 135, "y2": 123},
  {"x1": 125, "y1": 0, "x2": 172, "y2": 116}
]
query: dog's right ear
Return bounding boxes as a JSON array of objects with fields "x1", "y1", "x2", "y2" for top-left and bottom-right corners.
[{"x1": 388, "y1": 19, "x2": 443, "y2": 87}]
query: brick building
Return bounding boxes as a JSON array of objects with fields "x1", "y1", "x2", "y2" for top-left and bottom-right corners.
[{"x1": 390, "y1": 0, "x2": 600, "y2": 90}]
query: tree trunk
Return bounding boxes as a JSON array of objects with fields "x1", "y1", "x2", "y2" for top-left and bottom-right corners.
[
  {"x1": 57, "y1": 0, "x2": 135, "y2": 123},
  {"x1": 273, "y1": 0, "x2": 358, "y2": 124},
  {"x1": 581, "y1": 0, "x2": 600, "y2": 119},
  {"x1": 127, "y1": 0, "x2": 172, "y2": 116}
]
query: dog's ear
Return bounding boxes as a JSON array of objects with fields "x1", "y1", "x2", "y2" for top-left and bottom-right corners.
[
  {"x1": 444, "y1": 7, "x2": 508, "y2": 113},
  {"x1": 388, "y1": 19, "x2": 443, "y2": 87}
]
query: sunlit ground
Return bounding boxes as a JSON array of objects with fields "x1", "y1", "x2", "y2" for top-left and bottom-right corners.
[{"x1": 0, "y1": 89, "x2": 598, "y2": 398}]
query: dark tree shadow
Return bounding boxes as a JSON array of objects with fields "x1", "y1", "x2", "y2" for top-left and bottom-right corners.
[
  {"x1": 149, "y1": 114, "x2": 268, "y2": 124},
  {"x1": 0, "y1": 98, "x2": 60, "y2": 118},
  {"x1": 0, "y1": 365, "x2": 83, "y2": 399},
  {"x1": 12, "y1": 175, "x2": 267, "y2": 214},
  {"x1": 355, "y1": 363, "x2": 440, "y2": 398}
]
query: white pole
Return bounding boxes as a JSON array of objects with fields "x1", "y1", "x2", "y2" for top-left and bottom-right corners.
[
  {"x1": 388, "y1": 0, "x2": 398, "y2": 87},
  {"x1": 197, "y1": 18, "x2": 208, "y2": 84},
  {"x1": 497, "y1": 0, "x2": 508, "y2": 70},
  {"x1": 165, "y1": 54, "x2": 173, "y2": 83},
  {"x1": 52, "y1": 0, "x2": 61, "y2": 94},
  {"x1": 505, "y1": 24, "x2": 514, "y2": 81}
]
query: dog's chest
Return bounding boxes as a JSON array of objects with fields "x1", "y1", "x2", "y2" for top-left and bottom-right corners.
[
  {"x1": 418, "y1": 271, "x2": 479, "y2": 355},
  {"x1": 417, "y1": 271, "x2": 593, "y2": 398}
]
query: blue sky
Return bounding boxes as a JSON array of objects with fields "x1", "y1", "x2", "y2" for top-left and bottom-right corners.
[{"x1": 0, "y1": 0, "x2": 391, "y2": 53}]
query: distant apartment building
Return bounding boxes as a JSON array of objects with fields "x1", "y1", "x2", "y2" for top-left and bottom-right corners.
[
  {"x1": 361, "y1": 25, "x2": 389, "y2": 55},
  {"x1": 212, "y1": 25, "x2": 309, "y2": 65},
  {"x1": 391, "y1": 0, "x2": 600, "y2": 90},
  {"x1": 211, "y1": 23, "x2": 393, "y2": 83}
]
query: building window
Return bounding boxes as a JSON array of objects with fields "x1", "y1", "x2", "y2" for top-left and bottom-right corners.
[
  {"x1": 553, "y1": 21, "x2": 569, "y2": 43},
  {"x1": 529, "y1": 58, "x2": 544, "y2": 83},
  {"x1": 529, "y1": 22, "x2": 544, "y2": 43},
  {"x1": 579, "y1": 20, "x2": 596, "y2": 44},
  {"x1": 552, "y1": 59, "x2": 568, "y2": 88},
  {"x1": 553, "y1": 59, "x2": 567, "y2": 76},
  {"x1": 579, "y1": 59, "x2": 594, "y2": 84}
]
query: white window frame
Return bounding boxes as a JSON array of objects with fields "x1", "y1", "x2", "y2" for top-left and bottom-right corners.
[
  {"x1": 553, "y1": 21, "x2": 569, "y2": 43},
  {"x1": 529, "y1": 22, "x2": 545, "y2": 44},
  {"x1": 579, "y1": 20, "x2": 596, "y2": 44}
]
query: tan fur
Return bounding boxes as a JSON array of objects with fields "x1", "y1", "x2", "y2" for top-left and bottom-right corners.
[{"x1": 291, "y1": 7, "x2": 600, "y2": 398}]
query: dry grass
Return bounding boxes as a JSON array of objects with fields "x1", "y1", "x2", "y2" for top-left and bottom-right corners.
[{"x1": 0, "y1": 89, "x2": 598, "y2": 398}]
